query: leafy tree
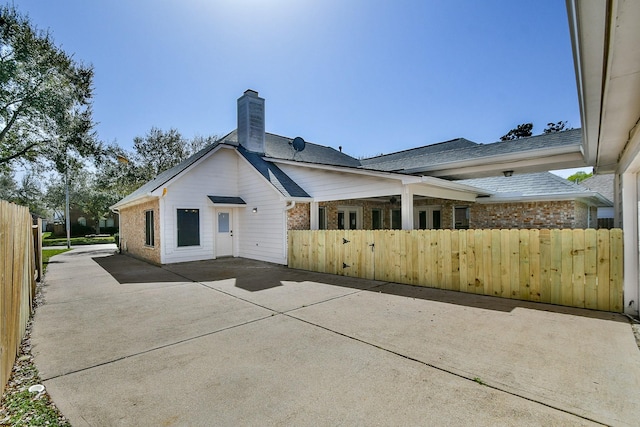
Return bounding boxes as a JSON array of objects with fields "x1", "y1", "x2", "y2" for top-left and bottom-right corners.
[
  {"x1": 44, "y1": 170, "x2": 84, "y2": 223},
  {"x1": 101, "y1": 128, "x2": 219, "y2": 191},
  {"x1": 132, "y1": 127, "x2": 188, "y2": 182},
  {"x1": 566, "y1": 171, "x2": 592, "y2": 184},
  {"x1": 94, "y1": 143, "x2": 143, "y2": 198},
  {"x1": 544, "y1": 121, "x2": 571, "y2": 133},
  {"x1": 0, "y1": 5, "x2": 100, "y2": 173},
  {"x1": 78, "y1": 183, "x2": 120, "y2": 234},
  {"x1": 0, "y1": 168, "x2": 16, "y2": 200},
  {"x1": 0, "y1": 169, "x2": 47, "y2": 215},
  {"x1": 14, "y1": 172, "x2": 46, "y2": 215},
  {"x1": 500, "y1": 123, "x2": 533, "y2": 141}
]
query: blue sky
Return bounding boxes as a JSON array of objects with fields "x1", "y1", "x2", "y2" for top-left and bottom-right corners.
[{"x1": 15, "y1": 0, "x2": 581, "y2": 164}]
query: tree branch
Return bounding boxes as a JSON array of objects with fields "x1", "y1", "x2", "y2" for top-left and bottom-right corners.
[
  {"x1": 0, "y1": 99, "x2": 26, "y2": 143},
  {"x1": 0, "y1": 141, "x2": 38, "y2": 164}
]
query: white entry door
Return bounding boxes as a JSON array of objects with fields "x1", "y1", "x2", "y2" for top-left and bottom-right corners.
[{"x1": 216, "y1": 210, "x2": 233, "y2": 257}]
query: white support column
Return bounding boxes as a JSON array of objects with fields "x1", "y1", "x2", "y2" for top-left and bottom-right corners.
[
  {"x1": 401, "y1": 185, "x2": 414, "y2": 230},
  {"x1": 310, "y1": 201, "x2": 319, "y2": 230},
  {"x1": 621, "y1": 172, "x2": 639, "y2": 316}
]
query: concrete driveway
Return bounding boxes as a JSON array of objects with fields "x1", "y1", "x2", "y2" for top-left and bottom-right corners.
[{"x1": 32, "y1": 245, "x2": 640, "y2": 426}]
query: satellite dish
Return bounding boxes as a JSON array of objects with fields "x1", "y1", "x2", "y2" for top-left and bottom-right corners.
[{"x1": 291, "y1": 136, "x2": 306, "y2": 152}]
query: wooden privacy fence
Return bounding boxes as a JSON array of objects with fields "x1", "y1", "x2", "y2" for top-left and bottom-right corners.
[
  {"x1": 0, "y1": 200, "x2": 38, "y2": 395},
  {"x1": 288, "y1": 229, "x2": 623, "y2": 312}
]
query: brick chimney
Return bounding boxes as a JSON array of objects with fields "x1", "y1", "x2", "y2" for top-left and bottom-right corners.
[{"x1": 237, "y1": 89, "x2": 265, "y2": 153}]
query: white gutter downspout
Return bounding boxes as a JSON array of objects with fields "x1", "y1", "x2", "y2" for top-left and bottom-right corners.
[{"x1": 111, "y1": 207, "x2": 122, "y2": 253}]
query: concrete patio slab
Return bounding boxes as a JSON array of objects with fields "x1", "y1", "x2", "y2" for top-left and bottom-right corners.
[
  {"x1": 31, "y1": 249, "x2": 640, "y2": 426},
  {"x1": 289, "y1": 282, "x2": 640, "y2": 426},
  {"x1": 43, "y1": 315, "x2": 596, "y2": 427},
  {"x1": 42, "y1": 245, "x2": 188, "y2": 303},
  {"x1": 164, "y1": 257, "x2": 387, "y2": 313}
]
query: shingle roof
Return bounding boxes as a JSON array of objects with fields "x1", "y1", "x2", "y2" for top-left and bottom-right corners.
[
  {"x1": 362, "y1": 129, "x2": 582, "y2": 173},
  {"x1": 360, "y1": 138, "x2": 478, "y2": 167},
  {"x1": 112, "y1": 128, "x2": 587, "y2": 210},
  {"x1": 223, "y1": 130, "x2": 361, "y2": 168},
  {"x1": 237, "y1": 146, "x2": 311, "y2": 199},
  {"x1": 579, "y1": 174, "x2": 613, "y2": 202},
  {"x1": 456, "y1": 172, "x2": 598, "y2": 197},
  {"x1": 112, "y1": 130, "x2": 340, "y2": 208}
]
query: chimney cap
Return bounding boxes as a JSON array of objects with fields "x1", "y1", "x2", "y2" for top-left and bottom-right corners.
[{"x1": 243, "y1": 89, "x2": 259, "y2": 97}]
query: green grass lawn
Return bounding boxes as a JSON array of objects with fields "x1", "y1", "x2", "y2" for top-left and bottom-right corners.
[
  {"x1": 42, "y1": 248, "x2": 71, "y2": 273},
  {"x1": 41, "y1": 236, "x2": 115, "y2": 247}
]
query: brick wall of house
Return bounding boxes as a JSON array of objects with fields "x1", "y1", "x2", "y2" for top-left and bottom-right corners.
[
  {"x1": 287, "y1": 202, "x2": 310, "y2": 230},
  {"x1": 313, "y1": 198, "x2": 458, "y2": 230},
  {"x1": 119, "y1": 199, "x2": 161, "y2": 264},
  {"x1": 469, "y1": 200, "x2": 589, "y2": 229},
  {"x1": 289, "y1": 198, "x2": 595, "y2": 231},
  {"x1": 574, "y1": 202, "x2": 598, "y2": 229}
]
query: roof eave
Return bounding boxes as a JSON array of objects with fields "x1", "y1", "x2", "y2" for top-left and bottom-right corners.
[
  {"x1": 403, "y1": 144, "x2": 584, "y2": 175},
  {"x1": 110, "y1": 194, "x2": 157, "y2": 211},
  {"x1": 566, "y1": 0, "x2": 616, "y2": 169},
  {"x1": 420, "y1": 176, "x2": 493, "y2": 196},
  {"x1": 476, "y1": 191, "x2": 612, "y2": 206}
]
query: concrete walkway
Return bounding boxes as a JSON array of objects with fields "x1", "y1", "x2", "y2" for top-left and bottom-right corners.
[{"x1": 32, "y1": 245, "x2": 640, "y2": 426}]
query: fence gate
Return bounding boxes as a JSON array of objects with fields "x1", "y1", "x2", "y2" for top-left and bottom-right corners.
[{"x1": 288, "y1": 229, "x2": 624, "y2": 312}]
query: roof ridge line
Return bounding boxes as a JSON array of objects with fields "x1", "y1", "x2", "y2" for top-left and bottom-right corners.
[{"x1": 362, "y1": 137, "x2": 475, "y2": 160}]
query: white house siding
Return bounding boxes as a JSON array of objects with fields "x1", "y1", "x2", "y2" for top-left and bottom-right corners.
[
  {"x1": 160, "y1": 148, "x2": 239, "y2": 264},
  {"x1": 279, "y1": 164, "x2": 403, "y2": 202},
  {"x1": 236, "y1": 157, "x2": 289, "y2": 264}
]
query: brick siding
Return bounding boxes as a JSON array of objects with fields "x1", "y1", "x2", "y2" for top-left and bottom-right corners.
[
  {"x1": 295, "y1": 198, "x2": 595, "y2": 231},
  {"x1": 119, "y1": 199, "x2": 161, "y2": 264},
  {"x1": 287, "y1": 202, "x2": 310, "y2": 230},
  {"x1": 470, "y1": 200, "x2": 590, "y2": 229}
]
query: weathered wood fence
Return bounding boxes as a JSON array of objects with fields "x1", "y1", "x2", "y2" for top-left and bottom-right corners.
[
  {"x1": 288, "y1": 229, "x2": 623, "y2": 312},
  {"x1": 0, "y1": 200, "x2": 39, "y2": 395}
]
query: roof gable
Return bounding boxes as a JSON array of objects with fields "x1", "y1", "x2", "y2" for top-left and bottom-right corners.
[{"x1": 112, "y1": 139, "x2": 224, "y2": 208}]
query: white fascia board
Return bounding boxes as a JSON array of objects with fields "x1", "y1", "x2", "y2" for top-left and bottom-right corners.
[
  {"x1": 476, "y1": 191, "x2": 611, "y2": 207},
  {"x1": 110, "y1": 194, "x2": 157, "y2": 210},
  {"x1": 426, "y1": 153, "x2": 586, "y2": 179},
  {"x1": 269, "y1": 157, "x2": 489, "y2": 201},
  {"x1": 566, "y1": 0, "x2": 608, "y2": 167},
  {"x1": 405, "y1": 146, "x2": 584, "y2": 175},
  {"x1": 419, "y1": 176, "x2": 493, "y2": 195},
  {"x1": 286, "y1": 196, "x2": 314, "y2": 202},
  {"x1": 266, "y1": 158, "x2": 422, "y2": 183},
  {"x1": 409, "y1": 184, "x2": 479, "y2": 202},
  {"x1": 270, "y1": 157, "x2": 496, "y2": 188}
]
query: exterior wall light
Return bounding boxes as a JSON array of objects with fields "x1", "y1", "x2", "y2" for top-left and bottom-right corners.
[
  {"x1": 252, "y1": 207, "x2": 258, "y2": 213},
  {"x1": 503, "y1": 170, "x2": 514, "y2": 177}
]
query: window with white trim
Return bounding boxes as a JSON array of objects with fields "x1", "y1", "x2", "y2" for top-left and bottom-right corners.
[
  {"x1": 145, "y1": 210, "x2": 154, "y2": 247},
  {"x1": 177, "y1": 208, "x2": 200, "y2": 247}
]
